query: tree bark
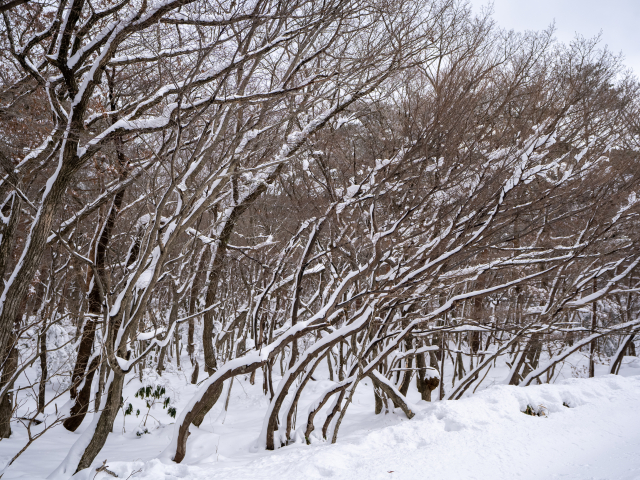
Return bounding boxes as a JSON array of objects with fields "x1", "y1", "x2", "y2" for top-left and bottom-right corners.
[
  {"x1": 0, "y1": 335, "x2": 18, "y2": 438},
  {"x1": 610, "y1": 333, "x2": 637, "y2": 375},
  {"x1": 37, "y1": 322, "x2": 47, "y2": 415},
  {"x1": 65, "y1": 189, "x2": 125, "y2": 431},
  {"x1": 589, "y1": 278, "x2": 597, "y2": 378},
  {"x1": 74, "y1": 370, "x2": 125, "y2": 473},
  {"x1": 63, "y1": 355, "x2": 100, "y2": 431}
]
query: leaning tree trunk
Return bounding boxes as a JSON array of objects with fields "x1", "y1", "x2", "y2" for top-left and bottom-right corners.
[
  {"x1": 370, "y1": 372, "x2": 415, "y2": 419},
  {"x1": 65, "y1": 188, "x2": 125, "y2": 431},
  {"x1": 609, "y1": 333, "x2": 637, "y2": 375},
  {"x1": 74, "y1": 370, "x2": 125, "y2": 473},
  {"x1": 197, "y1": 190, "x2": 269, "y2": 425},
  {"x1": 63, "y1": 356, "x2": 101, "y2": 431},
  {"x1": 68, "y1": 100, "x2": 127, "y2": 405}
]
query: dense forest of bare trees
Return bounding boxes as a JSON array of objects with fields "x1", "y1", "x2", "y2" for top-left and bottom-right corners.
[{"x1": 1, "y1": 0, "x2": 639, "y2": 476}]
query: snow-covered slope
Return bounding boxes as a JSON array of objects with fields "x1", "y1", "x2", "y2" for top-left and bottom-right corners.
[
  {"x1": 3, "y1": 372, "x2": 638, "y2": 480},
  {"x1": 129, "y1": 375, "x2": 640, "y2": 480}
]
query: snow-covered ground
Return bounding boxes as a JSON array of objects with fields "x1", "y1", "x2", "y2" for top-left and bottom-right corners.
[{"x1": 1, "y1": 356, "x2": 639, "y2": 480}]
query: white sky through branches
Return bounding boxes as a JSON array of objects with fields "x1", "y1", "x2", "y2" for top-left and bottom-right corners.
[{"x1": 471, "y1": 0, "x2": 640, "y2": 76}]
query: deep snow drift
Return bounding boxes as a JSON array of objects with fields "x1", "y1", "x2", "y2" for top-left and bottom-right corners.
[{"x1": 0, "y1": 357, "x2": 639, "y2": 480}]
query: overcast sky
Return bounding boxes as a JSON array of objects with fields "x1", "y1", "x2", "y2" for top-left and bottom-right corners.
[{"x1": 470, "y1": 0, "x2": 640, "y2": 76}]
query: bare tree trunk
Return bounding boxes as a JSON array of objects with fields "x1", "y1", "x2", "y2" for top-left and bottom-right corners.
[
  {"x1": 398, "y1": 336, "x2": 413, "y2": 397},
  {"x1": 66, "y1": 187, "x2": 125, "y2": 430},
  {"x1": 374, "y1": 385, "x2": 384, "y2": 413},
  {"x1": 190, "y1": 362, "x2": 199, "y2": 385},
  {"x1": 370, "y1": 372, "x2": 415, "y2": 419},
  {"x1": 63, "y1": 356, "x2": 100, "y2": 431},
  {"x1": 0, "y1": 298, "x2": 25, "y2": 438},
  {"x1": 74, "y1": 371, "x2": 125, "y2": 473},
  {"x1": 0, "y1": 152, "x2": 21, "y2": 283},
  {"x1": 439, "y1": 332, "x2": 446, "y2": 400},
  {"x1": 415, "y1": 352, "x2": 440, "y2": 401},
  {"x1": 202, "y1": 189, "x2": 270, "y2": 376},
  {"x1": 188, "y1": 249, "x2": 207, "y2": 383},
  {"x1": 0, "y1": 334, "x2": 18, "y2": 438},
  {"x1": 416, "y1": 341, "x2": 441, "y2": 402},
  {"x1": 37, "y1": 322, "x2": 47, "y2": 414},
  {"x1": 506, "y1": 332, "x2": 541, "y2": 386},
  {"x1": 589, "y1": 278, "x2": 597, "y2": 378},
  {"x1": 157, "y1": 346, "x2": 167, "y2": 375},
  {"x1": 95, "y1": 360, "x2": 108, "y2": 412},
  {"x1": 566, "y1": 313, "x2": 575, "y2": 347},
  {"x1": 610, "y1": 333, "x2": 637, "y2": 374},
  {"x1": 327, "y1": 352, "x2": 334, "y2": 382},
  {"x1": 175, "y1": 325, "x2": 180, "y2": 369},
  {"x1": 521, "y1": 333, "x2": 542, "y2": 381},
  {"x1": 470, "y1": 295, "x2": 483, "y2": 355}
]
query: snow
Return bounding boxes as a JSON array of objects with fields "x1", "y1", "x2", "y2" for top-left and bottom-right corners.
[{"x1": 1, "y1": 354, "x2": 639, "y2": 480}]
